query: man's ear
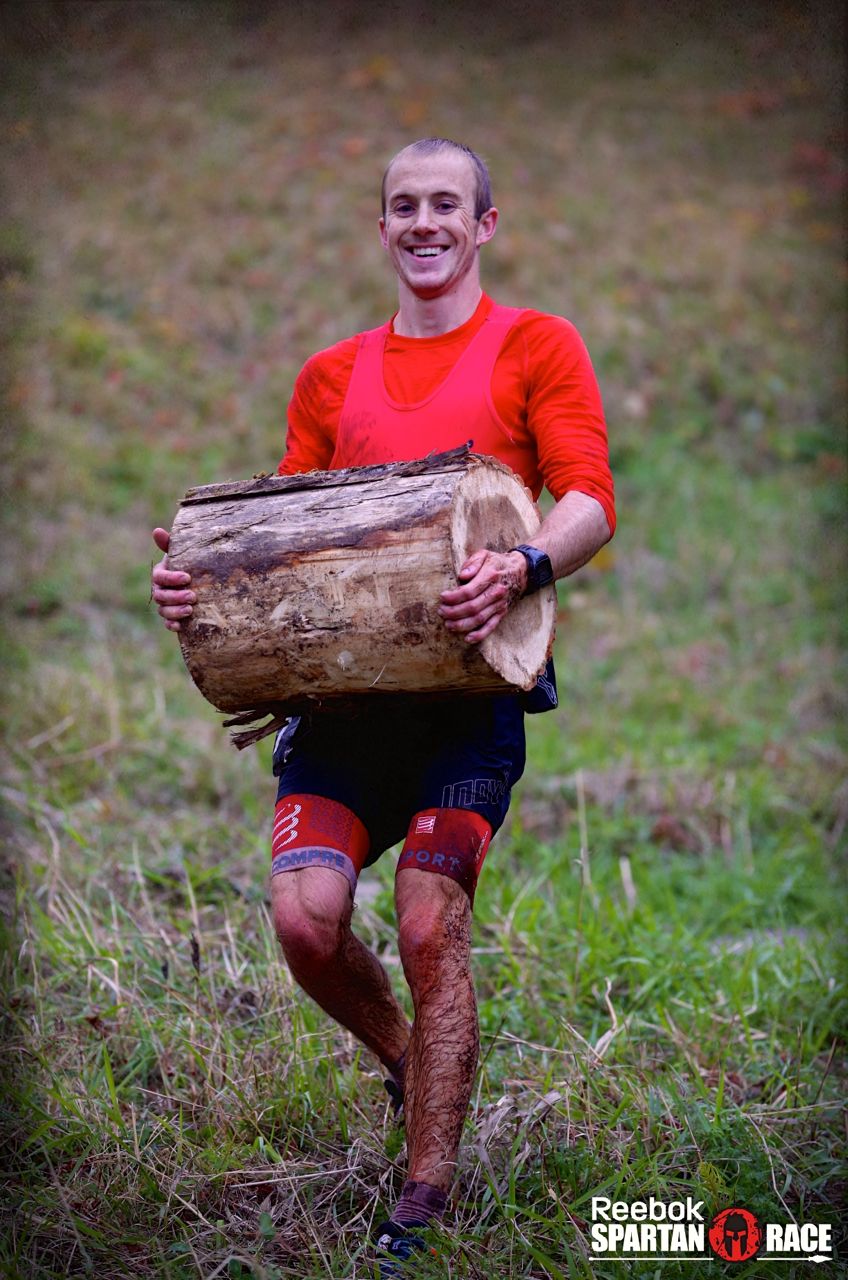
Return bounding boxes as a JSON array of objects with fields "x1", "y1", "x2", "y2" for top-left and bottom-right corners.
[
  {"x1": 379, "y1": 216, "x2": 388, "y2": 250},
  {"x1": 476, "y1": 207, "x2": 498, "y2": 248}
]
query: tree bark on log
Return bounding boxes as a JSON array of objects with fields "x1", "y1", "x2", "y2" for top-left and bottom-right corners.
[{"x1": 168, "y1": 447, "x2": 556, "y2": 733}]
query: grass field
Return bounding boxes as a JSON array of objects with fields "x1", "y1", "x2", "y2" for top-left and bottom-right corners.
[{"x1": 1, "y1": 2, "x2": 846, "y2": 1277}]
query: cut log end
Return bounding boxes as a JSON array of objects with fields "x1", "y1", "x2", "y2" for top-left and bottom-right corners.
[{"x1": 450, "y1": 459, "x2": 556, "y2": 691}]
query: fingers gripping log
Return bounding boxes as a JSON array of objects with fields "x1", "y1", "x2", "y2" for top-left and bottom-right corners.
[{"x1": 167, "y1": 447, "x2": 556, "y2": 742}]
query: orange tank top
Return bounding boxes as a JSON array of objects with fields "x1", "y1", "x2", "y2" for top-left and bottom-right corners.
[{"x1": 330, "y1": 304, "x2": 528, "y2": 473}]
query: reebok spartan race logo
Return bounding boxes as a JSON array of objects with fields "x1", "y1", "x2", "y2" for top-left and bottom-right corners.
[{"x1": 590, "y1": 1197, "x2": 834, "y2": 1264}]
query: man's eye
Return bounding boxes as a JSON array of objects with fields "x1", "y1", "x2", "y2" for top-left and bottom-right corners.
[
  {"x1": 393, "y1": 203, "x2": 414, "y2": 215},
  {"x1": 436, "y1": 201, "x2": 457, "y2": 212}
]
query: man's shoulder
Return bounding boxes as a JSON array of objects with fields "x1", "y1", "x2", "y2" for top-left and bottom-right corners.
[
  {"x1": 501, "y1": 306, "x2": 589, "y2": 364},
  {"x1": 510, "y1": 306, "x2": 581, "y2": 339},
  {"x1": 293, "y1": 330, "x2": 368, "y2": 402},
  {"x1": 300, "y1": 330, "x2": 364, "y2": 374}
]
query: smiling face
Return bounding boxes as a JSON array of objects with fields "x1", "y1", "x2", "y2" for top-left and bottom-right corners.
[{"x1": 379, "y1": 148, "x2": 497, "y2": 303}]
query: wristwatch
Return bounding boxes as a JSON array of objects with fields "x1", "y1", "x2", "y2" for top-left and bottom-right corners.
[{"x1": 511, "y1": 544, "x2": 554, "y2": 596}]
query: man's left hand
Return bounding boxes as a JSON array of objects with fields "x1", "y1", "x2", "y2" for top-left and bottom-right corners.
[{"x1": 439, "y1": 549, "x2": 528, "y2": 644}]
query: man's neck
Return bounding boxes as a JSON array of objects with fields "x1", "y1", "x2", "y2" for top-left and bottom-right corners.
[{"x1": 392, "y1": 283, "x2": 484, "y2": 338}]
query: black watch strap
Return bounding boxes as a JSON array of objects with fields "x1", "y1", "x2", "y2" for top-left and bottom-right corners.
[{"x1": 511, "y1": 544, "x2": 554, "y2": 596}]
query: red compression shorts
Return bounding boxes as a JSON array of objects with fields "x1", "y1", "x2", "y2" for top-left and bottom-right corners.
[
  {"x1": 271, "y1": 794, "x2": 369, "y2": 895},
  {"x1": 271, "y1": 798, "x2": 492, "y2": 903},
  {"x1": 396, "y1": 808, "x2": 492, "y2": 903}
]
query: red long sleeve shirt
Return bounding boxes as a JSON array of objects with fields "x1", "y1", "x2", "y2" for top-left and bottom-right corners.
[{"x1": 279, "y1": 293, "x2": 615, "y2": 535}]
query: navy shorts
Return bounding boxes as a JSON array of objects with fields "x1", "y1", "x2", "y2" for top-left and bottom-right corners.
[{"x1": 272, "y1": 695, "x2": 526, "y2": 866}]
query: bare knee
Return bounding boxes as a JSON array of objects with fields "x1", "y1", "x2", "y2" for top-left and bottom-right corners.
[
  {"x1": 271, "y1": 869, "x2": 351, "y2": 975},
  {"x1": 397, "y1": 873, "x2": 471, "y2": 993},
  {"x1": 275, "y1": 904, "x2": 340, "y2": 973}
]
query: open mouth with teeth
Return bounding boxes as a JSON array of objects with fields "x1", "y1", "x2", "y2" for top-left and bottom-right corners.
[{"x1": 407, "y1": 246, "x2": 448, "y2": 257}]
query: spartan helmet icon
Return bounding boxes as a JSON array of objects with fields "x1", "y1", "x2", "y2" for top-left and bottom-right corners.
[
  {"x1": 709, "y1": 1206, "x2": 762, "y2": 1262},
  {"x1": 723, "y1": 1212, "x2": 749, "y2": 1259}
]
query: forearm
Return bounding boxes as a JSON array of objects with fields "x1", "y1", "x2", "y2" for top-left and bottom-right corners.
[
  {"x1": 521, "y1": 489, "x2": 611, "y2": 582},
  {"x1": 439, "y1": 489, "x2": 612, "y2": 644}
]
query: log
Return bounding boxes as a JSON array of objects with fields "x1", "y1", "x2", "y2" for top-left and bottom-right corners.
[{"x1": 168, "y1": 446, "x2": 556, "y2": 736}]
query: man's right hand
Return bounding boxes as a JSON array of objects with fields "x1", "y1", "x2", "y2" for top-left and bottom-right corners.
[{"x1": 151, "y1": 527, "x2": 195, "y2": 633}]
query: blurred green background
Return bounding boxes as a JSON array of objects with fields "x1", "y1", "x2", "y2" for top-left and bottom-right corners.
[{"x1": 0, "y1": 2, "x2": 845, "y2": 1277}]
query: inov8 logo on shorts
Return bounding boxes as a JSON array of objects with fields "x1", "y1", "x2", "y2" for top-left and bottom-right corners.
[{"x1": 589, "y1": 1198, "x2": 834, "y2": 1264}]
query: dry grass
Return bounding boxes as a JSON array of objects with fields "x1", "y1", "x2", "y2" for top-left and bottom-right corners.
[{"x1": 1, "y1": 2, "x2": 846, "y2": 1276}]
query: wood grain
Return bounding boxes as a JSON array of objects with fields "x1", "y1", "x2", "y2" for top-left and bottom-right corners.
[{"x1": 168, "y1": 450, "x2": 556, "y2": 717}]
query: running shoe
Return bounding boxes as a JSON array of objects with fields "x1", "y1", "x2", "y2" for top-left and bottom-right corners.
[
  {"x1": 383, "y1": 1075, "x2": 404, "y2": 1116},
  {"x1": 373, "y1": 1220, "x2": 434, "y2": 1277}
]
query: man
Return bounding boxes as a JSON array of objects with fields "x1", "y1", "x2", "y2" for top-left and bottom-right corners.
[{"x1": 152, "y1": 137, "x2": 614, "y2": 1274}]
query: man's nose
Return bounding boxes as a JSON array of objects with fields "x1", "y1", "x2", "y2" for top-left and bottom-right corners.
[{"x1": 412, "y1": 202, "x2": 437, "y2": 233}]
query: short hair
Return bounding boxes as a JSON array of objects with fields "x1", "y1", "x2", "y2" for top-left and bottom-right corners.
[{"x1": 381, "y1": 138, "x2": 494, "y2": 221}]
